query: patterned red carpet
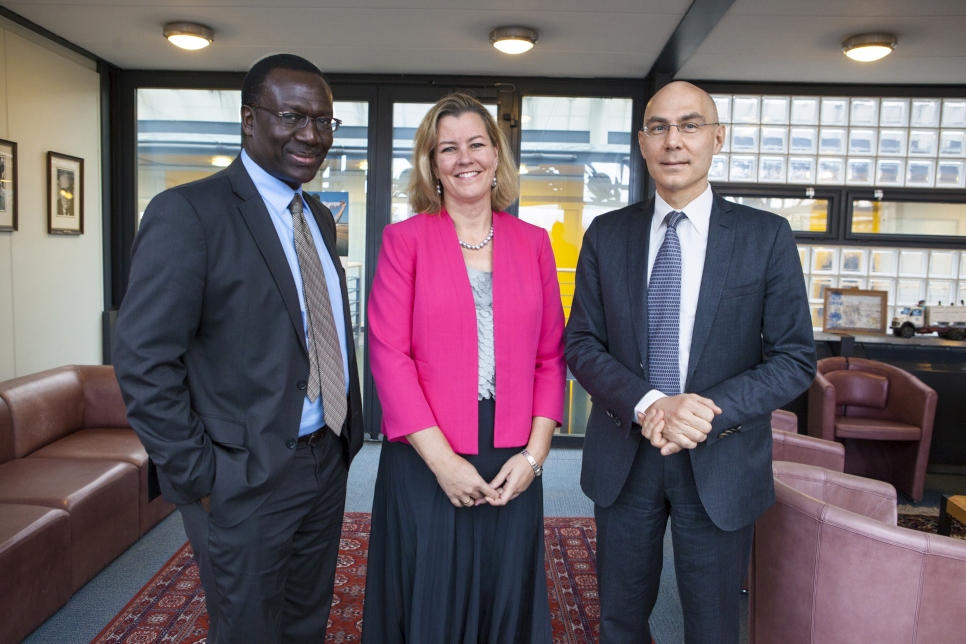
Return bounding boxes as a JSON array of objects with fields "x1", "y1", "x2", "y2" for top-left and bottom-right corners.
[{"x1": 90, "y1": 513, "x2": 600, "y2": 644}]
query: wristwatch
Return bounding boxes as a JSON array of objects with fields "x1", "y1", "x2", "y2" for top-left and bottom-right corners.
[{"x1": 521, "y1": 449, "x2": 543, "y2": 477}]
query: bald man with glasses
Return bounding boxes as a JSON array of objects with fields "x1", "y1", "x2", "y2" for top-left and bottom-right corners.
[{"x1": 566, "y1": 81, "x2": 816, "y2": 643}]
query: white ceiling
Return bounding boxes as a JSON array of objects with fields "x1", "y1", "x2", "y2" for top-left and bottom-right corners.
[{"x1": 3, "y1": 0, "x2": 966, "y2": 85}]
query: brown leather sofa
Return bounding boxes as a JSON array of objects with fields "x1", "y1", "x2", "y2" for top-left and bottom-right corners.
[
  {"x1": 749, "y1": 461, "x2": 966, "y2": 644},
  {"x1": 808, "y1": 356, "x2": 937, "y2": 501},
  {"x1": 0, "y1": 365, "x2": 175, "y2": 644}
]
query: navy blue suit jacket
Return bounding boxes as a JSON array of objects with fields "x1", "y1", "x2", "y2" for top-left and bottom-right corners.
[{"x1": 566, "y1": 192, "x2": 816, "y2": 530}]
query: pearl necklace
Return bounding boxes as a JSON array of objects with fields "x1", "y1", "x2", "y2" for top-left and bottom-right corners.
[{"x1": 458, "y1": 225, "x2": 494, "y2": 251}]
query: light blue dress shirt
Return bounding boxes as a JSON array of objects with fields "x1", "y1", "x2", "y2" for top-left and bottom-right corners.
[{"x1": 241, "y1": 150, "x2": 350, "y2": 436}]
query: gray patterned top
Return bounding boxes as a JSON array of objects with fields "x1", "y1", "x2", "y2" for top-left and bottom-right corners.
[{"x1": 467, "y1": 267, "x2": 496, "y2": 400}]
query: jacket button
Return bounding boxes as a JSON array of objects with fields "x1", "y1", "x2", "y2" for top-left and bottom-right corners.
[
  {"x1": 297, "y1": 380, "x2": 307, "y2": 390},
  {"x1": 286, "y1": 438, "x2": 297, "y2": 449}
]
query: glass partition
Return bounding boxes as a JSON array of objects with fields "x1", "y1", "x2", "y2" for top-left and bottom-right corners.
[
  {"x1": 724, "y1": 196, "x2": 830, "y2": 232},
  {"x1": 851, "y1": 199, "x2": 966, "y2": 237}
]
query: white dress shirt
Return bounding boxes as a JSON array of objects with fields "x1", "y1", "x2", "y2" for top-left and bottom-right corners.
[{"x1": 634, "y1": 184, "x2": 714, "y2": 419}]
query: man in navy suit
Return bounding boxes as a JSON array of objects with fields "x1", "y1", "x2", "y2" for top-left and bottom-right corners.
[
  {"x1": 566, "y1": 81, "x2": 816, "y2": 643},
  {"x1": 114, "y1": 54, "x2": 363, "y2": 643}
]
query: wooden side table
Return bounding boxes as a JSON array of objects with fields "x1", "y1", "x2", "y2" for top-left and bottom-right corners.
[{"x1": 938, "y1": 494, "x2": 966, "y2": 536}]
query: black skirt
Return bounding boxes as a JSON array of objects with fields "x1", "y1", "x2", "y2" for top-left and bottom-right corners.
[{"x1": 362, "y1": 397, "x2": 551, "y2": 644}]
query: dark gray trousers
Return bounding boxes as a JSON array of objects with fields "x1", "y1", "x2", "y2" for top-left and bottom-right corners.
[
  {"x1": 179, "y1": 428, "x2": 348, "y2": 644},
  {"x1": 595, "y1": 441, "x2": 754, "y2": 644}
]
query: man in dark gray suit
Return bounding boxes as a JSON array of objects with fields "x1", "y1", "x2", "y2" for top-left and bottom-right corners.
[
  {"x1": 566, "y1": 81, "x2": 816, "y2": 643},
  {"x1": 114, "y1": 54, "x2": 363, "y2": 644}
]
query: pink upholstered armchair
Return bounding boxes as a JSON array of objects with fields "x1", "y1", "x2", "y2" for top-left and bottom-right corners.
[
  {"x1": 749, "y1": 461, "x2": 966, "y2": 644},
  {"x1": 807, "y1": 357, "x2": 937, "y2": 501}
]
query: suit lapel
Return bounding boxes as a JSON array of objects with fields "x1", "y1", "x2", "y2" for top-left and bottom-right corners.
[
  {"x1": 628, "y1": 199, "x2": 654, "y2": 369},
  {"x1": 228, "y1": 159, "x2": 307, "y2": 353},
  {"x1": 685, "y1": 193, "x2": 736, "y2": 390}
]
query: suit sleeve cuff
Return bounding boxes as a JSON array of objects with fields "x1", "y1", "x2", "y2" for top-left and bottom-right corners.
[{"x1": 634, "y1": 389, "x2": 667, "y2": 422}]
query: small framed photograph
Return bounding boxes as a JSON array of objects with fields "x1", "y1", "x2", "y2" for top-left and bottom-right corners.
[
  {"x1": 908, "y1": 130, "x2": 939, "y2": 156},
  {"x1": 820, "y1": 98, "x2": 849, "y2": 126},
  {"x1": 868, "y1": 279, "x2": 895, "y2": 302},
  {"x1": 876, "y1": 159, "x2": 905, "y2": 186},
  {"x1": 878, "y1": 129, "x2": 908, "y2": 156},
  {"x1": 790, "y1": 127, "x2": 818, "y2": 154},
  {"x1": 823, "y1": 289, "x2": 888, "y2": 334},
  {"x1": 939, "y1": 130, "x2": 965, "y2": 157},
  {"x1": 817, "y1": 157, "x2": 845, "y2": 185},
  {"x1": 787, "y1": 157, "x2": 816, "y2": 184},
  {"x1": 927, "y1": 281, "x2": 955, "y2": 305},
  {"x1": 929, "y1": 251, "x2": 957, "y2": 278},
  {"x1": 906, "y1": 160, "x2": 935, "y2": 187},
  {"x1": 730, "y1": 125, "x2": 759, "y2": 152},
  {"x1": 760, "y1": 127, "x2": 788, "y2": 153},
  {"x1": 811, "y1": 276, "x2": 836, "y2": 301},
  {"x1": 839, "y1": 277, "x2": 867, "y2": 290},
  {"x1": 880, "y1": 99, "x2": 910, "y2": 127},
  {"x1": 936, "y1": 161, "x2": 965, "y2": 188},
  {"x1": 729, "y1": 155, "x2": 757, "y2": 182},
  {"x1": 942, "y1": 99, "x2": 966, "y2": 128},
  {"x1": 712, "y1": 95, "x2": 732, "y2": 123},
  {"x1": 811, "y1": 247, "x2": 838, "y2": 273},
  {"x1": 850, "y1": 98, "x2": 879, "y2": 127},
  {"x1": 791, "y1": 97, "x2": 820, "y2": 125},
  {"x1": 848, "y1": 129, "x2": 876, "y2": 155},
  {"x1": 846, "y1": 158, "x2": 874, "y2": 185},
  {"x1": 911, "y1": 99, "x2": 941, "y2": 127},
  {"x1": 819, "y1": 128, "x2": 847, "y2": 154},
  {"x1": 841, "y1": 248, "x2": 868, "y2": 274},
  {"x1": 758, "y1": 156, "x2": 787, "y2": 183},
  {"x1": 709, "y1": 154, "x2": 728, "y2": 181},
  {"x1": 899, "y1": 250, "x2": 927, "y2": 277},
  {"x1": 47, "y1": 152, "x2": 84, "y2": 235},
  {"x1": 897, "y1": 279, "x2": 925, "y2": 305},
  {"x1": 732, "y1": 96, "x2": 761, "y2": 123},
  {"x1": 0, "y1": 139, "x2": 17, "y2": 232},
  {"x1": 761, "y1": 96, "x2": 790, "y2": 124}
]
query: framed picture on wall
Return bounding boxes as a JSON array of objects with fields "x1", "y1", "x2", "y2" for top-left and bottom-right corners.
[
  {"x1": 0, "y1": 139, "x2": 17, "y2": 232},
  {"x1": 823, "y1": 289, "x2": 888, "y2": 334},
  {"x1": 47, "y1": 152, "x2": 84, "y2": 235}
]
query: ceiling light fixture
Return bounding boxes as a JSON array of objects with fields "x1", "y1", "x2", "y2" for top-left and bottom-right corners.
[
  {"x1": 842, "y1": 33, "x2": 897, "y2": 62},
  {"x1": 490, "y1": 27, "x2": 538, "y2": 55},
  {"x1": 164, "y1": 22, "x2": 214, "y2": 50}
]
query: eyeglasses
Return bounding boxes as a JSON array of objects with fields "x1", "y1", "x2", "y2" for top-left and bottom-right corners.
[
  {"x1": 640, "y1": 122, "x2": 720, "y2": 137},
  {"x1": 247, "y1": 104, "x2": 342, "y2": 133}
]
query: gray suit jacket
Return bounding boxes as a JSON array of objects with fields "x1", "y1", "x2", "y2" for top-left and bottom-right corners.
[
  {"x1": 114, "y1": 157, "x2": 363, "y2": 528},
  {"x1": 566, "y1": 193, "x2": 816, "y2": 530}
]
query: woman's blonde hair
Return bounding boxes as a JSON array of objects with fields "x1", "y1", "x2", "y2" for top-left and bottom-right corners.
[{"x1": 408, "y1": 92, "x2": 519, "y2": 214}]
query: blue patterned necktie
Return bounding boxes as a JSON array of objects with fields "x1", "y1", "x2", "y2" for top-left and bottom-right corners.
[{"x1": 647, "y1": 211, "x2": 687, "y2": 396}]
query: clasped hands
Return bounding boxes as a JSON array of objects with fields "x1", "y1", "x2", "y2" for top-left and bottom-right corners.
[
  {"x1": 434, "y1": 452, "x2": 536, "y2": 508},
  {"x1": 637, "y1": 394, "x2": 722, "y2": 456}
]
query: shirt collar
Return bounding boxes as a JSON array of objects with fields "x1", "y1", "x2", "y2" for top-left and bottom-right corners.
[
  {"x1": 652, "y1": 184, "x2": 713, "y2": 237},
  {"x1": 240, "y1": 149, "x2": 304, "y2": 214}
]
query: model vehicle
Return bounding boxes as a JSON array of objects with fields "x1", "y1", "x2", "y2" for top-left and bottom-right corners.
[{"x1": 891, "y1": 301, "x2": 966, "y2": 340}]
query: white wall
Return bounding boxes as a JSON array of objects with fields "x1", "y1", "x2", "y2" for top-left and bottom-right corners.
[{"x1": 0, "y1": 18, "x2": 102, "y2": 380}]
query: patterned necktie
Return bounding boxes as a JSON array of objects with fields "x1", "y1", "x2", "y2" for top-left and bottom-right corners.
[
  {"x1": 647, "y1": 211, "x2": 687, "y2": 396},
  {"x1": 290, "y1": 195, "x2": 347, "y2": 434}
]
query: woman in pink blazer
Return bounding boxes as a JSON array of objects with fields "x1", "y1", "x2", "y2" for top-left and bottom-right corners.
[{"x1": 362, "y1": 93, "x2": 565, "y2": 644}]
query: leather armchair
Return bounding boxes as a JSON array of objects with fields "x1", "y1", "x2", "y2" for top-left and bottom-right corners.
[
  {"x1": 750, "y1": 461, "x2": 966, "y2": 644},
  {"x1": 808, "y1": 357, "x2": 936, "y2": 501}
]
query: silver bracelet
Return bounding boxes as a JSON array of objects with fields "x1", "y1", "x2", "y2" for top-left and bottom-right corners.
[{"x1": 521, "y1": 449, "x2": 542, "y2": 477}]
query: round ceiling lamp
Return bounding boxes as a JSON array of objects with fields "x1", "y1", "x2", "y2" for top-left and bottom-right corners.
[
  {"x1": 842, "y1": 33, "x2": 897, "y2": 62},
  {"x1": 490, "y1": 27, "x2": 538, "y2": 55},
  {"x1": 164, "y1": 22, "x2": 214, "y2": 50}
]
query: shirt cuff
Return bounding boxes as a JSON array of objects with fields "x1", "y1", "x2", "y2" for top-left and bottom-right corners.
[{"x1": 634, "y1": 389, "x2": 667, "y2": 423}]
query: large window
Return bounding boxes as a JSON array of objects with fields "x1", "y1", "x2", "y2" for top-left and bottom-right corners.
[{"x1": 851, "y1": 199, "x2": 966, "y2": 237}]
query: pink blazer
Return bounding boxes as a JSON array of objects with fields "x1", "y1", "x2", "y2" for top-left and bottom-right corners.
[{"x1": 368, "y1": 211, "x2": 566, "y2": 454}]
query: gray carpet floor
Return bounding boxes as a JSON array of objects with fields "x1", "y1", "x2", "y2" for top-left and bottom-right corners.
[{"x1": 21, "y1": 441, "x2": 741, "y2": 644}]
